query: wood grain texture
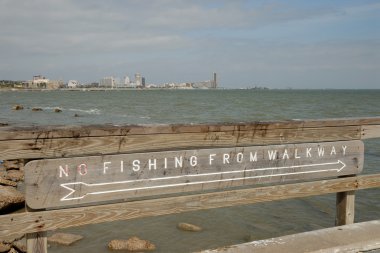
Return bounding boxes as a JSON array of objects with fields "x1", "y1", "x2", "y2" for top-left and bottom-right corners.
[
  {"x1": 1, "y1": 173, "x2": 379, "y2": 240},
  {"x1": 0, "y1": 126, "x2": 361, "y2": 160},
  {"x1": 335, "y1": 190, "x2": 355, "y2": 226},
  {"x1": 0, "y1": 117, "x2": 379, "y2": 141},
  {"x1": 24, "y1": 141, "x2": 364, "y2": 209},
  {"x1": 26, "y1": 232, "x2": 47, "y2": 253},
  {"x1": 362, "y1": 125, "x2": 380, "y2": 139},
  {"x1": 201, "y1": 220, "x2": 380, "y2": 253}
]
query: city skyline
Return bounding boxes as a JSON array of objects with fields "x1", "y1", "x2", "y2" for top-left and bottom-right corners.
[
  {"x1": 0, "y1": 71, "x2": 218, "y2": 90},
  {"x1": 0, "y1": 1, "x2": 379, "y2": 89}
]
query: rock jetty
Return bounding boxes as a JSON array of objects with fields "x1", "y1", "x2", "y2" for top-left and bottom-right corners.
[
  {"x1": 0, "y1": 186, "x2": 24, "y2": 213},
  {"x1": 0, "y1": 159, "x2": 27, "y2": 253}
]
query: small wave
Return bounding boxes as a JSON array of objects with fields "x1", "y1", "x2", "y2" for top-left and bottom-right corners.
[
  {"x1": 68, "y1": 108, "x2": 101, "y2": 115},
  {"x1": 40, "y1": 106, "x2": 62, "y2": 110},
  {"x1": 117, "y1": 114, "x2": 151, "y2": 119},
  {"x1": 38, "y1": 107, "x2": 101, "y2": 115}
]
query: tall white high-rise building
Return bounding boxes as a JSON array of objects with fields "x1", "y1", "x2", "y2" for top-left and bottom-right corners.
[
  {"x1": 135, "y1": 73, "x2": 142, "y2": 87},
  {"x1": 124, "y1": 76, "x2": 130, "y2": 85},
  {"x1": 99, "y1": 76, "x2": 115, "y2": 88}
]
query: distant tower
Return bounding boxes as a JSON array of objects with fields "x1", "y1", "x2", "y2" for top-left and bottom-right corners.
[
  {"x1": 141, "y1": 77, "x2": 146, "y2": 87},
  {"x1": 124, "y1": 76, "x2": 130, "y2": 85},
  {"x1": 135, "y1": 73, "x2": 142, "y2": 87},
  {"x1": 213, "y1": 72, "x2": 217, "y2": 88}
]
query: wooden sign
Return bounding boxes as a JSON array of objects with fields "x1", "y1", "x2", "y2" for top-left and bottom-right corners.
[{"x1": 25, "y1": 140, "x2": 364, "y2": 209}]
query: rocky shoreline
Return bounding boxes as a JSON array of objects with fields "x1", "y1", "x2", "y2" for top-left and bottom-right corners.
[
  {"x1": 0, "y1": 159, "x2": 205, "y2": 252},
  {"x1": 1, "y1": 105, "x2": 206, "y2": 252},
  {"x1": 0, "y1": 159, "x2": 26, "y2": 253}
]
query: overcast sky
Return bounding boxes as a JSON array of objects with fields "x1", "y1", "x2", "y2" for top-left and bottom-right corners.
[{"x1": 0, "y1": 0, "x2": 379, "y2": 88}]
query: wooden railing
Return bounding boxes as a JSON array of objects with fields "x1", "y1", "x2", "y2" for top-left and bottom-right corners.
[{"x1": 0, "y1": 117, "x2": 380, "y2": 253}]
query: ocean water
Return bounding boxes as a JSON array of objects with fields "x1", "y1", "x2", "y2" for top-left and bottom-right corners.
[
  {"x1": 1, "y1": 89, "x2": 380, "y2": 126},
  {"x1": 0, "y1": 89, "x2": 379, "y2": 252}
]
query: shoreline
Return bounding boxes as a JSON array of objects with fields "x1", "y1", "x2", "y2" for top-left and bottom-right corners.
[
  {"x1": 0, "y1": 87, "x2": 219, "y2": 92},
  {"x1": 1, "y1": 88, "x2": 380, "y2": 92}
]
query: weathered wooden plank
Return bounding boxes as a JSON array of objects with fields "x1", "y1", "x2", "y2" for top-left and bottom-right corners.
[
  {"x1": 25, "y1": 141, "x2": 364, "y2": 209},
  {"x1": 1, "y1": 173, "x2": 379, "y2": 240},
  {"x1": 0, "y1": 117, "x2": 379, "y2": 141},
  {"x1": 335, "y1": 190, "x2": 355, "y2": 225},
  {"x1": 0, "y1": 126, "x2": 361, "y2": 160},
  {"x1": 200, "y1": 220, "x2": 380, "y2": 253},
  {"x1": 362, "y1": 125, "x2": 380, "y2": 139}
]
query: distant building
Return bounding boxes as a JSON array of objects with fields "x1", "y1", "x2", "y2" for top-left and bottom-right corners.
[
  {"x1": 99, "y1": 76, "x2": 115, "y2": 88},
  {"x1": 142, "y1": 77, "x2": 146, "y2": 87},
  {"x1": 46, "y1": 80, "x2": 63, "y2": 89},
  {"x1": 213, "y1": 72, "x2": 217, "y2": 88},
  {"x1": 33, "y1": 75, "x2": 49, "y2": 84},
  {"x1": 26, "y1": 75, "x2": 62, "y2": 89},
  {"x1": 68, "y1": 80, "x2": 79, "y2": 88},
  {"x1": 124, "y1": 76, "x2": 130, "y2": 85},
  {"x1": 135, "y1": 73, "x2": 142, "y2": 87},
  {"x1": 134, "y1": 73, "x2": 146, "y2": 88},
  {"x1": 29, "y1": 75, "x2": 49, "y2": 89},
  {"x1": 192, "y1": 73, "x2": 217, "y2": 89}
]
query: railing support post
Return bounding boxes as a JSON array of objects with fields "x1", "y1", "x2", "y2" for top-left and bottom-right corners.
[
  {"x1": 26, "y1": 231, "x2": 47, "y2": 253},
  {"x1": 335, "y1": 190, "x2": 355, "y2": 226}
]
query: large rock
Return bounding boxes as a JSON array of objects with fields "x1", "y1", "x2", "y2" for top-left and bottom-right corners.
[
  {"x1": 0, "y1": 243, "x2": 10, "y2": 253},
  {"x1": 177, "y1": 222, "x2": 203, "y2": 232},
  {"x1": 47, "y1": 233, "x2": 83, "y2": 246},
  {"x1": 4, "y1": 170, "x2": 24, "y2": 182},
  {"x1": 0, "y1": 186, "x2": 24, "y2": 213},
  {"x1": 108, "y1": 236, "x2": 156, "y2": 251},
  {"x1": 3, "y1": 160, "x2": 20, "y2": 170},
  {"x1": 8, "y1": 248, "x2": 18, "y2": 253},
  {"x1": 12, "y1": 238, "x2": 26, "y2": 253},
  {"x1": 0, "y1": 177, "x2": 17, "y2": 187}
]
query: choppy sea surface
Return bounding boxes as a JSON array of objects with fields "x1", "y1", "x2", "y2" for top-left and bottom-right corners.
[{"x1": 1, "y1": 89, "x2": 379, "y2": 252}]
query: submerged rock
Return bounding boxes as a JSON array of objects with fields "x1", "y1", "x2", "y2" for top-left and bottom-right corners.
[
  {"x1": 12, "y1": 105, "x2": 23, "y2": 110},
  {"x1": 31, "y1": 107, "x2": 43, "y2": 112},
  {"x1": 177, "y1": 222, "x2": 203, "y2": 232},
  {"x1": 108, "y1": 236, "x2": 156, "y2": 251},
  {"x1": 47, "y1": 233, "x2": 83, "y2": 246},
  {"x1": 0, "y1": 186, "x2": 24, "y2": 213}
]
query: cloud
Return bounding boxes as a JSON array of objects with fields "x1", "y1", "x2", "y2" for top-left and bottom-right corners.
[{"x1": 0, "y1": 0, "x2": 379, "y2": 88}]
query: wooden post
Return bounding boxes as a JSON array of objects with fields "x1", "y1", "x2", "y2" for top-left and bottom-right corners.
[
  {"x1": 26, "y1": 205, "x2": 48, "y2": 253},
  {"x1": 335, "y1": 190, "x2": 355, "y2": 226},
  {"x1": 26, "y1": 232, "x2": 47, "y2": 253}
]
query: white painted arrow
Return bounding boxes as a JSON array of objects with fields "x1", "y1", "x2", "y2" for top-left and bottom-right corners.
[{"x1": 60, "y1": 160, "x2": 346, "y2": 201}]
